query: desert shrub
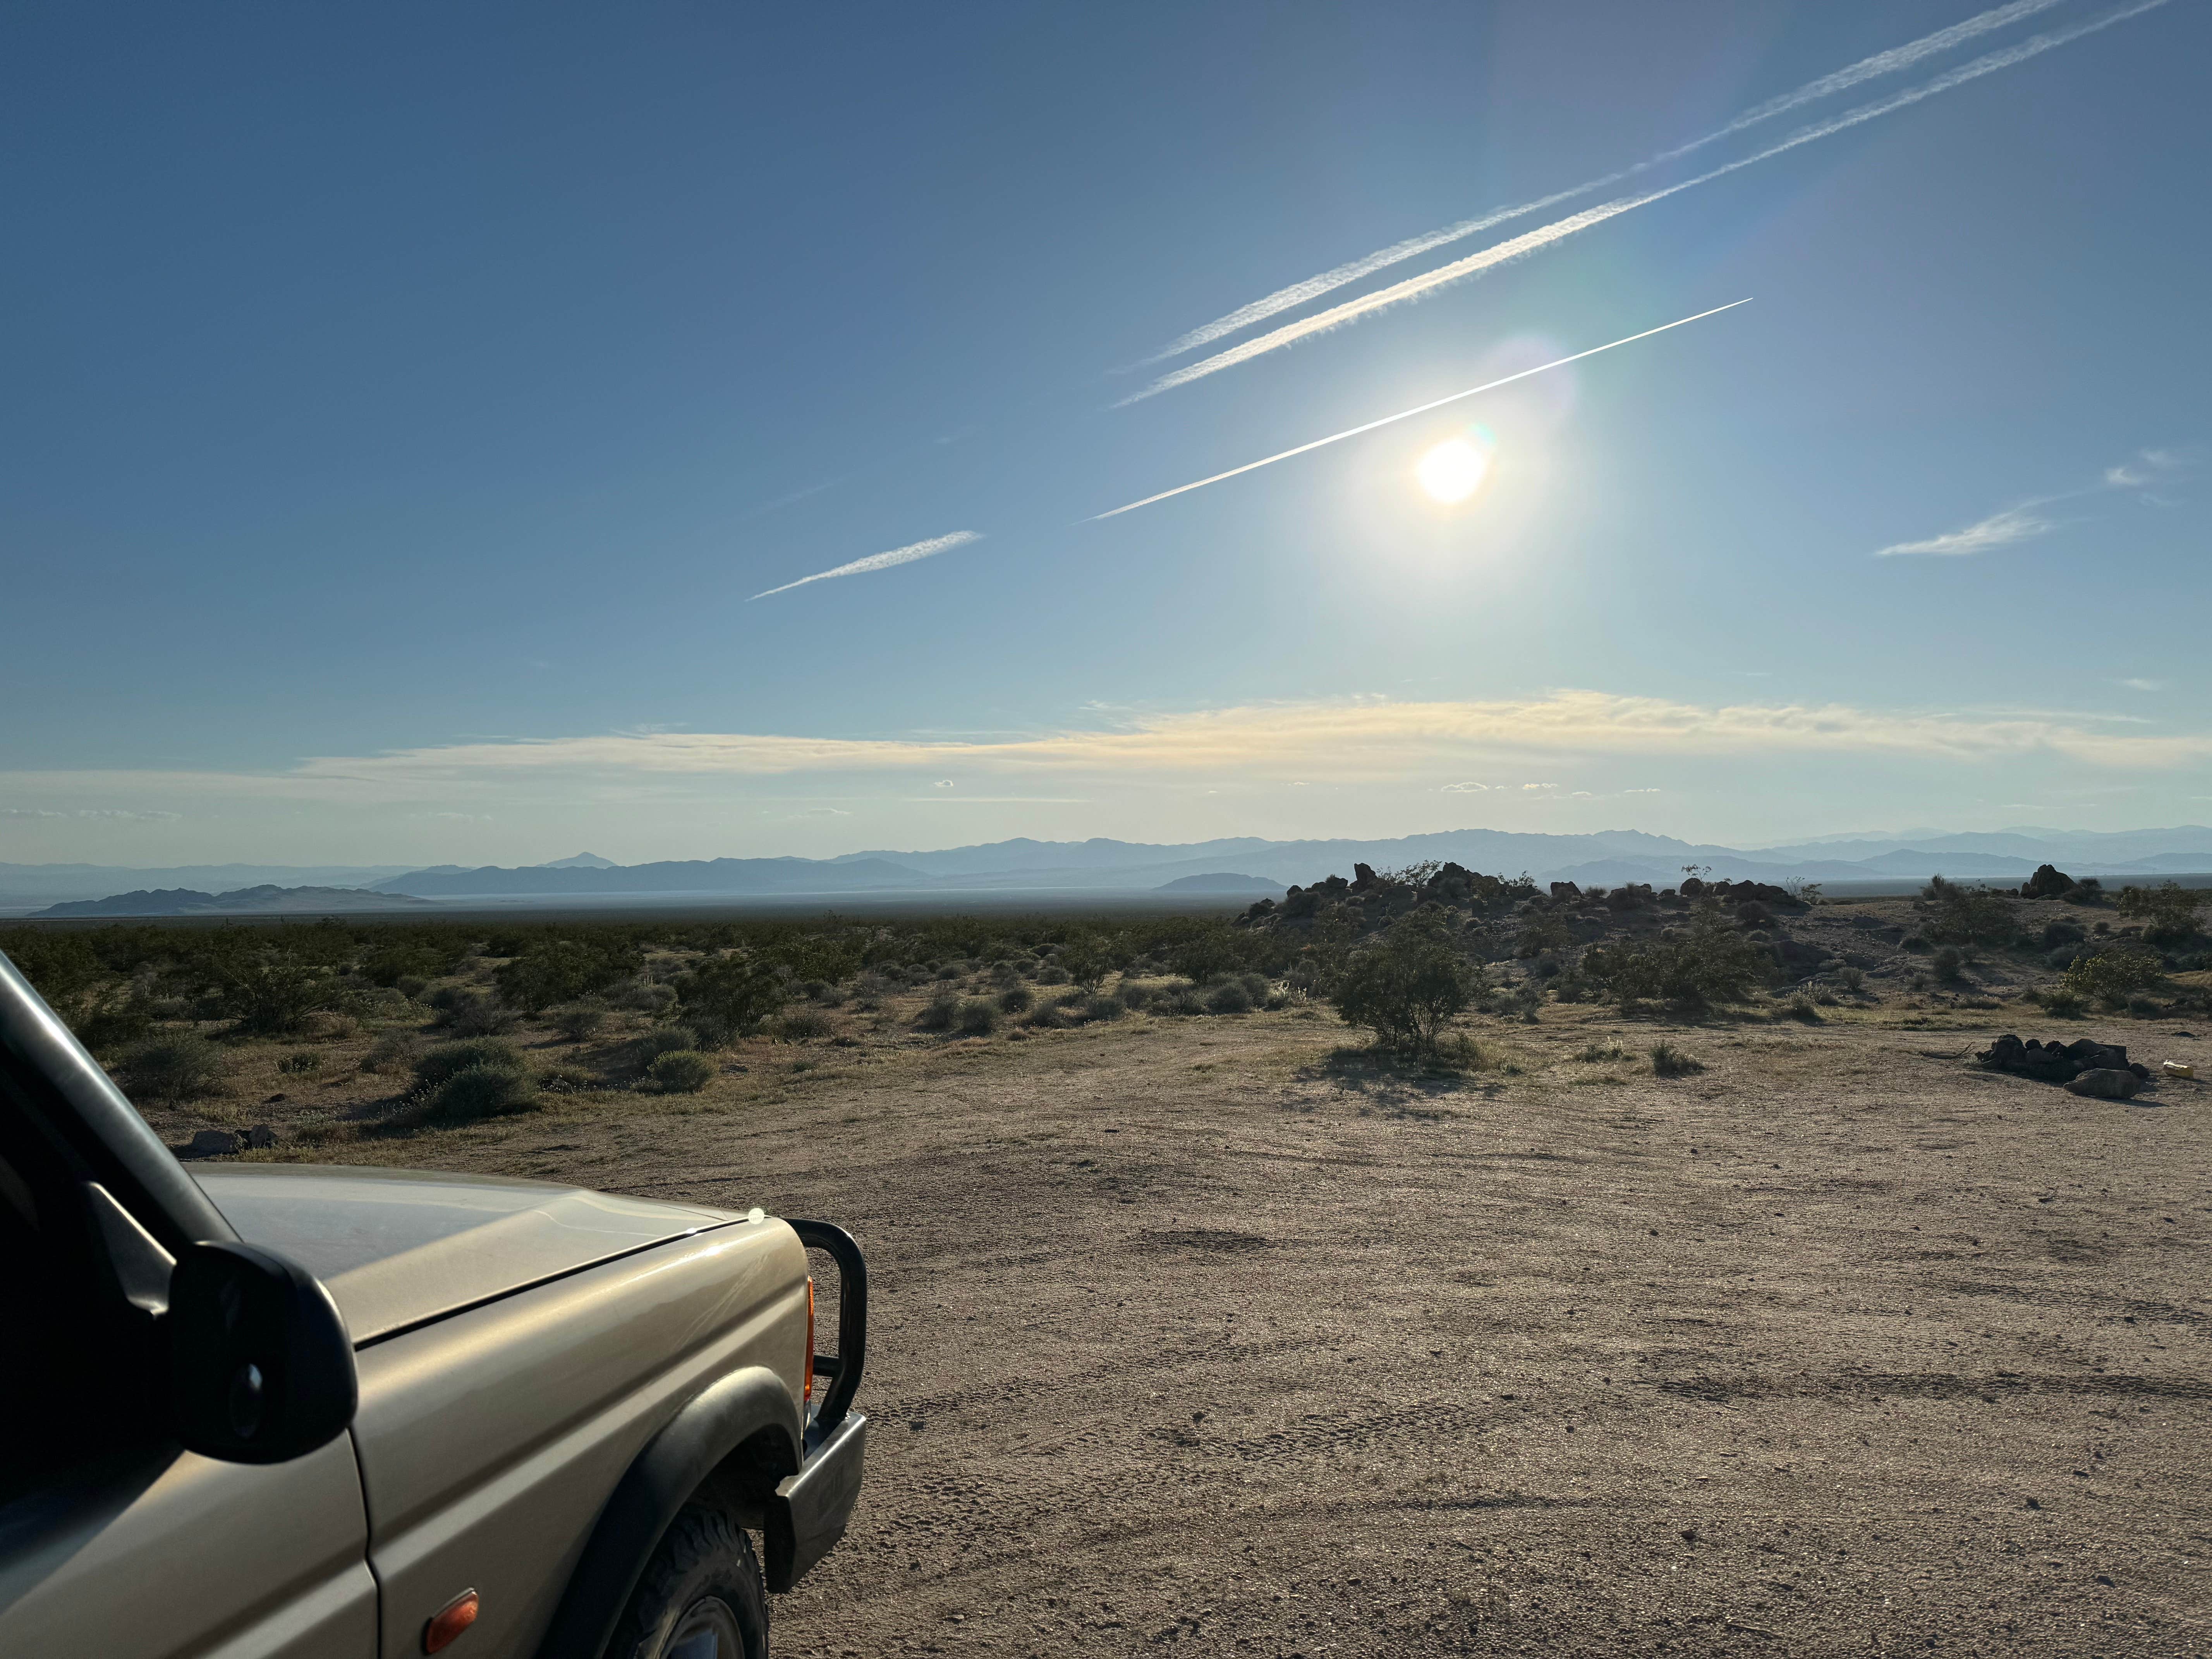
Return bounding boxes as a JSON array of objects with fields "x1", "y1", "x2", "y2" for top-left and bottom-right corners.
[
  {"x1": 2064, "y1": 946, "x2": 2164, "y2": 1009},
  {"x1": 670, "y1": 953, "x2": 785, "y2": 1037},
  {"x1": 1587, "y1": 907, "x2": 1768, "y2": 1013},
  {"x1": 1777, "y1": 994, "x2": 1822, "y2": 1023},
  {"x1": 1649, "y1": 1041, "x2": 1705, "y2": 1078},
  {"x1": 955, "y1": 998, "x2": 1001, "y2": 1036},
  {"x1": 1034, "y1": 965, "x2": 1072, "y2": 986},
  {"x1": 428, "y1": 1062, "x2": 540, "y2": 1120},
  {"x1": 1916, "y1": 876, "x2": 2019, "y2": 947},
  {"x1": 914, "y1": 992, "x2": 960, "y2": 1032},
  {"x1": 218, "y1": 958, "x2": 337, "y2": 1035},
  {"x1": 552, "y1": 1002, "x2": 607, "y2": 1042},
  {"x1": 2039, "y1": 985, "x2": 2087, "y2": 1018},
  {"x1": 1931, "y1": 947, "x2": 1965, "y2": 983},
  {"x1": 1025, "y1": 1003, "x2": 1074, "y2": 1030},
  {"x1": 998, "y1": 985, "x2": 1034, "y2": 1013},
  {"x1": 1835, "y1": 965, "x2": 1866, "y2": 993},
  {"x1": 1333, "y1": 913, "x2": 1482, "y2": 1056},
  {"x1": 1115, "y1": 980, "x2": 1151, "y2": 1011},
  {"x1": 72, "y1": 992, "x2": 156, "y2": 1053},
  {"x1": 606, "y1": 977, "x2": 679, "y2": 1013},
  {"x1": 360, "y1": 1031, "x2": 424, "y2": 1074},
  {"x1": 537, "y1": 1065, "x2": 599, "y2": 1094},
  {"x1": 276, "y1": 1050, "x2": 323, "y2": 1075},
  {"x1": 450, "y1": 994, "x2": 520, "y2": 1037},
  {"x1": 2118, "y1": 881, "x2": 2205, "y2": 947},
  {"x1": 1574, "y1": 1041, "x2": 1625, "y2": 1062},
  {"x1": 393, "y1": 974, "x2": 430, "y2": 1001},
  {"x1": 124, "y1": 1034, "x2": 227, "y2": 1104},
  {"x1": 645, "y1": 1050, "x2": 716, "y2": 1094},
  {"x1": 1158, "y1": 983, "x2": 1206, "y2": 1016},
  {"x1": 1205, "y1": 979, "x2": 1254, "y2": 1015},
  {"x1": 492, "y1": 937, "x2": 644, "y2": 1012},
  {"x1": 412, "y1": 1038, "x2": 527, "y2": 1092},
  {"x1": 1079, "y1": 994, "x2": 1123, "y2": 1023},
  {"x1": 2040, "y1": 918, "x2": 2086, "y2": 950},
  {"x1": 775, "y1": 1008, "x2": 834, "y2": 1042}
]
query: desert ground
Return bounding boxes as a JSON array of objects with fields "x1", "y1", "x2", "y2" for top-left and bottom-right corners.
[{"x1": 93, "y1": 892, "x2": 2212, "y2": 1658}]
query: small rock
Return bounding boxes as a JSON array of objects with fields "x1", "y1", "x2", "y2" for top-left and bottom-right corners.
[
  {"x1": 244, "y1": 1123, "x2": 277, "y2": 1149},
  {"x1": 263, "y1": 1092, "x2": 287, "y2": 1104},
  {"x1": 184, "y1": 1129, "x2": 242, "y2": 1159},
  {"x1": 2065, "y1": 1069, "x2": 2141, "y2": 1100}
]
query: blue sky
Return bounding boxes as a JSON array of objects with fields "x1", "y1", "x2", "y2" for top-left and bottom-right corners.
[{"x1": 4, "y1": 0, "x2": 2206, "y2": 866}]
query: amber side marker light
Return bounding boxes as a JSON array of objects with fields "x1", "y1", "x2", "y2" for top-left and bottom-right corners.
[
  {"x1": 424, "y1": 1588, "x2": 480, "y2": 1654},
  {"x1": 804, "y1": 1276, "x2": 816, "y2": 1405}
]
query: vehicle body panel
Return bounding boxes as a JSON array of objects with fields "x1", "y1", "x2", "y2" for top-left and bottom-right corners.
[
  {"x1": 194, "y1": 1164, "x2": 737, "y2": 1342},
  {"x1": 349, "y1": 1220, "x2": 809, "y2": 1659},
  {"x1": 0, "y1": 1436, "x2": 374, "y2": 1659}
]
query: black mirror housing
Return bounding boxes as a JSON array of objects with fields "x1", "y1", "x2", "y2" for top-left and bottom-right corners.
[{"x1": 169, "y1": 1241, "x2": 357, "y2": 1464}]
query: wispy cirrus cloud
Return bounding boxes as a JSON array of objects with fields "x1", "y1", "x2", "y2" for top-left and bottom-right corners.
[
  {"x1": 750, "y1": 531, "x2": 981, "y2": 601},
  {"x1": 1875, "y1": 447, "x2": 2188, "y2": 558},
  {"x1": 1125, "y1": 0, "x2": 2172, "y2": 403},
  {"x1": 1136, "y1": 0, "x2": 2071, "y2": 372},
  {"x1": 1875, "y1": 504, "x2": 2055, "y2": 558}
]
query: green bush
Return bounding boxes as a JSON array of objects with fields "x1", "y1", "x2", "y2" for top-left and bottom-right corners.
[
  {"x1": 1932, "y1": 946, "x2": 1965, "y2": 983},
  {"x1": 412, "y1": 1039, "x2": 526, "y2": 1091},
  {"x1": 998, "y1": 985, "x2": 1034, "y2": 1013},
  {"x1": 645, "y1": 1050, "x2": 716, "y2": 1093},
  {"x1": 915, "y1": 993, "x2": 960, "y2": 1032},
  {"x1": 552, "y1": 1003, "x2": 607, "y2": 1041},
  {"x1": 219, "y1": 958, "x2": 337, "y2": 1035},
  {"x1": 2064, "y1": 947, "x2": 2164, "y2": 1009},
  {"x1": 276, "y1": 1050, "x2": 323, "y2": 1075},
  {"x1": 1587, "y1": 907, "x2": 1769, "y2": 1013},
  {"x1": 670, "y1": 953, "x2": 787, "y2": 1038},
  {"x1": 1650, "y1": 1042, "x2": 1705, "y2": 1078},
  {"x1": 124, "y1": 1034, "x2": 227, "y2": 1104},
  {"x1": 1079, "y1": 994, "x2": 1123, "y2": 1023},
  {"x1": 492, "y1": 938, "x2": 645, "y2": 1012},
  {"x1": 1204, "y1": 979, "x2": 1254, "y2": 1015},
  {"x1": 2117, "y1": 881, "x2": 2204, "y2": 947},
  {"x1": 1916, "y1": 876, "x2": 2020, "y2": 947},
  {"x1": 360, "y1": 1031, "x2": 423, "y2": 1074},
  {"x1": 775, "y1": 1009, "x2": 834, "y2": 1041},
  {"x1": 428, "y1": 1062, "x2": 540, "y2": 1120},
  {"x1": 955, "y1": 998, "x2": 1001, "y2": 1036},
  {"x1": 1332, "y1": 913, "x2": 1482, "y2": 1056}
]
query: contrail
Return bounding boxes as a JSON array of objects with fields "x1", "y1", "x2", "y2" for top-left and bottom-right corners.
[
  {"x1": 750, "y1": 530, "x2": 981, "y2": 599},
  {"x1": 1136, "y1": 0, "x2": 2069, "y2": 369},
  {"x1": 1089, "y1": 299, "x2": 1750, "y2": 521},
  {"x1": 1122, "y1": 0, "x2": 2169, "y2": 405}
]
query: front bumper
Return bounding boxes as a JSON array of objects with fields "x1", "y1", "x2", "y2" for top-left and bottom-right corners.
[{"x1": 764, "y1": 1410, "x2": 867, "y2": 1591}]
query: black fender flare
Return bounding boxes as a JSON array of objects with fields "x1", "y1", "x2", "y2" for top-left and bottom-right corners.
[{"x1": 538, "y1": 1364, "x2": 801, "y2": 1659}]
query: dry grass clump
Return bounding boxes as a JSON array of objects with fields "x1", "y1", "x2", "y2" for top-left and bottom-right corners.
[{"x1": 1649, "y1": 1041, "x2": 1706, "y2": 1078}]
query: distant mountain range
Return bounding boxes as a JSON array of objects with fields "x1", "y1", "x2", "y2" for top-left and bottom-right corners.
[
  {"x1": 5, "y1": 827, "x2": 2210, "y2": 915},
  {"x1": 36, "y1": 885, "x2": 436, "y2": 918}
]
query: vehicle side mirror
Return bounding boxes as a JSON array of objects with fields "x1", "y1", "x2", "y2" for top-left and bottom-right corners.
[{"x1": 168, "y1": 1241, "x2": 357, "y2": 1464}]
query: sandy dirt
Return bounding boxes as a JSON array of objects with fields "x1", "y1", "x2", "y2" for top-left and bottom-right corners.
[{"x1": 223, "y1": 990, "x2": 2212, "y2": 1657}]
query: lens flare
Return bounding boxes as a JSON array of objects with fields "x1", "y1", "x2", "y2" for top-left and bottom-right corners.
[{"x1": 1417, "y1": 437, "x2": 1489, "y2": 503}]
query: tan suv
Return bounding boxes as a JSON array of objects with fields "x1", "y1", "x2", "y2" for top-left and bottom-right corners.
[{"x1": 0, "y1": 950, "x2": 868, "y2": 1659}]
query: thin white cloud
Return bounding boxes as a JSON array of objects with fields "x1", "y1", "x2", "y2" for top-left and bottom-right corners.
[
  {"x1": 1138, "y1": 0, "x2": 2069, "y2": 369},
  {"x1": 1876, "y1": 446, "x2": 2186, "y2": 558},
  {"x1": 1125, "y1": 0, "x2": 2172, "y2": 403},
  {"x1": 1875, "y1": 505, "x2": 2054, "y2": 558},
  {"x1": 2119, "y1": 678, "x2": 2165, "y2": 692},
  {"x1": 750, "y1": 531, "x2": 981, "y2": 600}
]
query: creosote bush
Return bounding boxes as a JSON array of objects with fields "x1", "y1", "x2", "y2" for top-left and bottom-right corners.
[
  {"x1": 645, "y1": 1050, "x2": 715, "y2": 1094},
  {"x1": 552, "y1": 1003, "x2": 607, "y2": 1042},
  {"x1": 2063, "y1": 946, "x2": 2164, "y2": 1010},
  {"x1": 1333, "y1": 912, "x2": 1482, "y2": 1057},
  {"x1": 2117, "y1": 881, "x2": 2205, "y2": 947},
  {"x1": 955, "y1": 998, "x2": 1001, "y2": 1036},
  {"x1": 997, "y1": 985, "x2": 1034, "y2": 1014},
  {"x1": 775, "y1": 1009, "x2": 833, "y2": 1042},
  {"x1": 427, "y1": 1063, "x2": 539, "y2": 1121},
  {"x1": 124, "y1": 1034, "x2": 227, "y2": 1105},
  {"x1": 1649, "y1": 1041, "x2": 1706, "y2": 1078},
  {"x1": 1587, "y1": 906, "x2": 1768, "y2": 1013},
  {"x1": 412, "y1": 1039, "x2": 527, "y2": 1092}
]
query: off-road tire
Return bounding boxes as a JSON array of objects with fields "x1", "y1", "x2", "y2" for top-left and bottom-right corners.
[{"x1": 604, "y1": 1505, "x2": 769, "y2": 1659}]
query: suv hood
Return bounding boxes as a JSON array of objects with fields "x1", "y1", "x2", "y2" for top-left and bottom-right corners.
[{"x1": 192, "y1": 1164, "x2": 739, "y2": 1343}]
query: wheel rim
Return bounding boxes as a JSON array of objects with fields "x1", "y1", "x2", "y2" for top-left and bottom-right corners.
[{"x1": 661, "y1": 1595, "x2": 745, "y2": 1659}]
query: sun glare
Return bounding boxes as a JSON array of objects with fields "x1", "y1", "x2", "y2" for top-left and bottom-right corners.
[{"x1": 1416, "y1": 437, "x2": 1489, "y2": 503}]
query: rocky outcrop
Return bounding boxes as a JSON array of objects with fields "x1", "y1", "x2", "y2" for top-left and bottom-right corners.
[{"x1": 1975, "y1": 1034, "x2": 2151, "y2": 1085}]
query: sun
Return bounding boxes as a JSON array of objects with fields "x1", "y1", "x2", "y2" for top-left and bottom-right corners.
[{"x1": 1416, "y1": 437, "x2": 1489, "y2": 503}]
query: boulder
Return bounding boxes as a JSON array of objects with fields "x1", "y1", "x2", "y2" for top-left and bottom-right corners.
[
  {"x1": 2021, "y1": 863, "x2": 2077, "y2": 901},
  {"x1": 2065, "y1": 1068, "x2": 2142, "y2": 1100},
  {"x1": 244, "y1": 1123, "x2": 278, "y2": 1149},
  {"x1": 1351, "y1": 862, "x2": 1379, "y2": 889},
  {"x1": 184, "y1": 1128, "x2": 242, "y2": 1159},
  {"x1": 1550, "y1": 881, "x2": 1582, "y2": 900}
]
